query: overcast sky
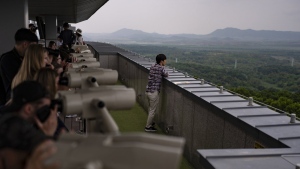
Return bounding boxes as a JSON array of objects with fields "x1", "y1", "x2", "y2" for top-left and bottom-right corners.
[{"x1": 74, "y1": 0, "x2": 300, "y2": 35}]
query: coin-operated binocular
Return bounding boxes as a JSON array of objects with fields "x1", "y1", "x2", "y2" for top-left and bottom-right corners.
[
  {"x1": 63, "y1": 69, "x2": 118, "y2": 88},
  {"x1": 71, "y1": 61, "x2": 100, "y2": 69},
  {"x1": 71, "y1": 52, "x2": 96, "y2": 61},
  {"x1": 76, "y1": 57, "x2": 97, "y2": 62},
  {"x1": 67, "y1": 67, "x2": 106, "y2": 73},
  {"x1": 58, "y1": 87, "x2": 136, "y2": 134},
  {"x1": 72, "y1": 44, "x2": 90, "y2": 51},
  {"x1": 51, "y1": 133, "x2": 185, "y2": 169},
  {"x1": 71, "y1": 53, "x2": 94, "y2": 58}
]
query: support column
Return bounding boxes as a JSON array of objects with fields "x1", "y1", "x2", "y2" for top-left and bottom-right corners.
[
  {"x1": 57, "y1": 20, "x2": 64, "y2": 29},
  {"x1": 0, "y1": 0, "x2": 28, "y2": 55},
  {"x1": 45, "y1": 15, "x2": 57, "y2": 46},
  {"x1": 56, "y1": 20, "x2": 64, "y2": 48}
]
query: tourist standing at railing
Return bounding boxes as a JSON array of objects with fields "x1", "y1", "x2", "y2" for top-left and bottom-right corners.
[
  {"x1": 0, "y1": 28, "x2": 38, "y2": 106},
  {"x1": 58, "y1": 22, "x2": 76, "y2": 50},
  {"x1": 75, "y1": 28, "x2": 84, "y2": 45},
  {"x1": 145, "y1": 54, "x2": 169, "y2": 132}
]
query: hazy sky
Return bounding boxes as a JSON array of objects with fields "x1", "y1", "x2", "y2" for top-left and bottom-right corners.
[{"x1": 74, "y1": 0, "x2": 300, "y2": 35}]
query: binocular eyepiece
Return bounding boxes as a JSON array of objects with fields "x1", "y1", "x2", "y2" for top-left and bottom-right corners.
[
  {"x1": 66, "y1": 58, "x2": 72, "y2": 63},
  {"x1": 50, "y1": 99, "x2": 63, "y2": 113},
  {"x1": 36, "y1": 99, "x2": 63, "y2": 122},
  {"x1": 58, "y1": 76, "x2": 69, "y2": 86}
]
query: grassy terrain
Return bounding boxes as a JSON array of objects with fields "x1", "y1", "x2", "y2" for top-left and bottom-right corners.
[
  {"x1": 117, "y1": 44, "x2": 300, "y2": 92},
  {"x1": 110, "y1": 103, "x2": 194, "y2": 169}
]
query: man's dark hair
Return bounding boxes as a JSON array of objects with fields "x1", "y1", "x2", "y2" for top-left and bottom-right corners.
[
  {"x1": 63, "y1": 22, "x2": 69, "y2": 28},
  {"x1": 14, "y1": 28, "x2": 38, "y2": 44},
  {"x1": 156, "y1": 54, "x2": 167, "y2": 64}
]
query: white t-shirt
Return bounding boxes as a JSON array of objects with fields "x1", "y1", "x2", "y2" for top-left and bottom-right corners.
[{"x1": 76, "y1": 36, "x2": 83, "y2": 45}]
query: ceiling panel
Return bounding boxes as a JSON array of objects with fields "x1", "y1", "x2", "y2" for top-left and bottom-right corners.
[{"x1": 28, "y1": 0, "x2": 109, "y2": 23}]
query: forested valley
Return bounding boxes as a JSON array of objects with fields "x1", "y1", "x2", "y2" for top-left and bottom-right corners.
[{"x1": 118, "y1": 43, "x2": 300, "y2": 116}]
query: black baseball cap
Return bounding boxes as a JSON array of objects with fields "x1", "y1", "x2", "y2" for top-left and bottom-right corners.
[
  {"x1": 14, "y1": 28, "x2": 38, "y2": 43},
  {"x1": 0, "y1": 81, "x2": 50, "y2": 113},
  {"x1": 63, "y1": 22, "x2": 69, "y2": 28}
]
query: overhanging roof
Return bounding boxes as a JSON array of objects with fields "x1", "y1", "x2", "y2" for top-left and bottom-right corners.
[{"x1": 28, "y1": 0, "x2": 109, "y2": 23}]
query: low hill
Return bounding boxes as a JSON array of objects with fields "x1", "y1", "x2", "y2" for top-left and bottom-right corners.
[
  {"x1": 208, "y1": 27, "x2": 300, "y2": 41},
  {"x1": 84, "y1": 28, "x2": 300, "y2": 45}
]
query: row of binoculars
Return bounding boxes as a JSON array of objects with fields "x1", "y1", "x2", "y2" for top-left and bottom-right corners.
[{"x1": 43, "y1": 66, "x2": 135, "y2": 133}]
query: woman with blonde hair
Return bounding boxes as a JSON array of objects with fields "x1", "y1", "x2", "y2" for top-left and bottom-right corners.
[{"x1": 11, "y1": 44, "x2": 48, "y2": 88}]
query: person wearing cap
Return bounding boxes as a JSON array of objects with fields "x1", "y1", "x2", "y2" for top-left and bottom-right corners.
[
  {"x1": 75, "y1": 28, "x2": 84, "y2": 45},
  {"x1": 57, "y1": 22, "x2": 76, "y2": 50},
  {"x1": 0, "y1": 114, "x2": 59, "y2": 169},
  {"x1": 0, "y1": 80, "x2": 58, "y2": 137},
  {"x1": 0, "y1": 28, "x2": 38, "y2": 106}
]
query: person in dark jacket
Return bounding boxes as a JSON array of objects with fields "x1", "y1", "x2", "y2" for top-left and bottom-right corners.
[
  {"x1": 58, "y1": 22, "x2": 76, "y2": 49},
  {"x1": 0, "y1": 28, "x2": 38, "y2": 106}
]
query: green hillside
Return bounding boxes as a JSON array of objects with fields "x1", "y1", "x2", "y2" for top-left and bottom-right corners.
[{"x1": 117, "y1": 43, "x2": 300, "y2": 116}]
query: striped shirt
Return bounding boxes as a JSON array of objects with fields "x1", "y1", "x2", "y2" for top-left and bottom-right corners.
[{"x1": 146, "y1": 63, "x2": 168, "y2": 93}]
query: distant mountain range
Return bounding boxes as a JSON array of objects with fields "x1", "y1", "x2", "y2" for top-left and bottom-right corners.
[{"x1": 84, "y1": 28, "x2": 300, "y2": 44}]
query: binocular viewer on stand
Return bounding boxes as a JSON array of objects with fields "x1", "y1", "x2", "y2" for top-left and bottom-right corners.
[
  {"x1": 59, "y1": 69, "x2": 118, "y2": 88},
  {"x1": 57, "y1": 67, "x2": 127, "y2": 134},
  {"x1": 52, "y1": 133, "x2": 185, "y2": 169},
  {"x1": 58, "y1": 86, "x2": 136, "y2": 134},
  {"x1": 72, "y1": 45, "x2": 91, "y2": 53},
  {"x1": 76, "y1": 57, "x2": 97, "y2": 62},
  {"x1": 71, "y1": 53, "x2": 94, "y2": 58},
  {"x1": 71, "y1": 61, "x2": 101, "y2": 69}
]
